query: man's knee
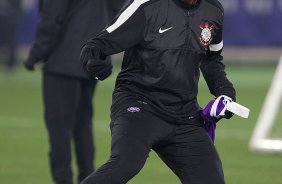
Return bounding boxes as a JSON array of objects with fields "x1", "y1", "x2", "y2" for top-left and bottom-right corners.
[
  {"x1": 81, "y1": 153, "x2": 146, "y2": 184},
  {"x1": 100, "y1": 153, "x2": 145, "y2": 180}
]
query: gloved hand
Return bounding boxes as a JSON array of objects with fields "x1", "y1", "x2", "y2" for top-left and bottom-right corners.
[
  {"x1": 80, "y1": 45, "x2": 112, "y2": 80},
  {"x1": 23, "y1": 54, "x2": 40, "y2": 71},
  {"x1": 85, "y1": 59, "x2": 112, "y2": 80},
  {"x1": 201, "y1": 95, "x2": 234, "y2": 142},
  {"x1": 201, "y1": 95, "x2": 234, "y2": 121}
]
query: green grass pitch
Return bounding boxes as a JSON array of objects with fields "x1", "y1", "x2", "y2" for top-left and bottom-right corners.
[{"x1": 0, "y1": 63, "x2": 282, "y2": 184}]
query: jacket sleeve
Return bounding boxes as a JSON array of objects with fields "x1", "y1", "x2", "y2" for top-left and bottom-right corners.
[
  {"x1": 28, "y1": 0, "x2": 71, "y2": 62},
  {"x1": 200, "y1": 13, "x2": 236, "y2": 101},
  {"x1": 84, "y1": 0, "x2": 147, "y2": 59}
]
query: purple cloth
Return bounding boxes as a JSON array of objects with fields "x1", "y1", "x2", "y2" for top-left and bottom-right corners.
[
  {"x1": 201, "y1": 100, "x2": 217, "y2": 143},
  {"x1": 204, "y1": 118, "x2": 216, "y2": 143},
  {"x1": 201, "y1": 95, "x2": 232, "y2": 143}
]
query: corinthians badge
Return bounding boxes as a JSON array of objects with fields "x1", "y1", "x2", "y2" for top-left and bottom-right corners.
[{"x1": 199, "y1": 22, "x2": 215, "y2": 46}]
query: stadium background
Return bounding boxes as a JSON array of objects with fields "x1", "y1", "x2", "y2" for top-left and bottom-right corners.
[{"x1": 1, "y1": 0, "x2": 282, "y2": 183}]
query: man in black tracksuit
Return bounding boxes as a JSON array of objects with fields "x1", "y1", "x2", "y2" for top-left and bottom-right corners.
[
  {"x1": 24, "y1": 0, "x2": 124, "y2": 183},
  {"x1": 80, "y1": 0, "x2": 236, "y2": 183}
]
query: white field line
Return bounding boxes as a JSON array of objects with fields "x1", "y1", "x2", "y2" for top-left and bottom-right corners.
[
  {"x1": 216, "y1": 128, "x2": 251, "y2": 140},
  {"x1": 0, "y1": 116, "x2": 111, "y2": 132},
  {"x1": 0, "y1": 116, "x2": 40, "y2": 127},
  {"x1": 0, "y1": 116, "x2": 251, "y2": 140}
]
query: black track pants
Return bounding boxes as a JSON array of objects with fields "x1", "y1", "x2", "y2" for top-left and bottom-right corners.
[
  {"x1": 81, "y1": 107, "x2": 225, "y2": 184},
  {"x1": 43, "y1": 73, "x2": 96, "y2": 184}
]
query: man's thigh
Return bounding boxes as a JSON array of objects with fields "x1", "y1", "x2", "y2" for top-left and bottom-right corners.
[
  {"x1": 155, "y1": 121, "x2": 225, "y2": 184},
  {"x1": 111, "y1": 109, "x2": 175, "y2": 150},
  {"x1": 87, "y1": 110, "x2": 175, "y2": 183}
]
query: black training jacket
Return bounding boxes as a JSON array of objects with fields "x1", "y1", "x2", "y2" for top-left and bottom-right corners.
[
  {"x1": 86, "y1": 0, "x2": 236, "y2": 123},
  {"x1": 28, "y1": 0, "x2": 124, "y2": 78}
]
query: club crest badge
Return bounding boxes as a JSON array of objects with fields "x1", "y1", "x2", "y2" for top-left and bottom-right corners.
[{"x1": 199, "y1": 22, "x2": 215, "y2": 46}]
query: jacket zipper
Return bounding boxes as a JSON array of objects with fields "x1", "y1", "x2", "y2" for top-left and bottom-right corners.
[{"x1": 186, "y1": 11, "x2": 193, "y2": 49}]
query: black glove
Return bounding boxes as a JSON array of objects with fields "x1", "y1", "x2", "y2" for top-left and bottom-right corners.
[
  {"x1": 86, "y1": 59, "x2": 112, "y2": 80},
  {"x1": 80, "y1": 45, "x2": 112, "y2": 80},
  {"x1": 224, "y1": 110, "x2": 234, "y2": 119},
  {"x1": 23, "y1": 54, "x2": 40, "y2": 71}
]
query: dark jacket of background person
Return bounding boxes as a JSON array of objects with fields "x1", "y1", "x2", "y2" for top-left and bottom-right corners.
[{"x1": 26, "y1": 0, "x2": 122, "y2": 78}]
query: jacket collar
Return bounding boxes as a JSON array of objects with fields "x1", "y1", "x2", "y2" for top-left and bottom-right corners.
[{"x1": 173, "y1": 0, "x2": 203, "y2": 10}]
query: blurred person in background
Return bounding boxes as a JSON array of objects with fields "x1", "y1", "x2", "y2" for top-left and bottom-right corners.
[
  {"x1": 0, "y1": 0, "x2": 22, "y2": 74},
  {"x1": 24, "y1": 0, "x2": 124, "y2": 183},
  {"x1": 80, "y1": 0, "x2": 236, "y2": 183}
]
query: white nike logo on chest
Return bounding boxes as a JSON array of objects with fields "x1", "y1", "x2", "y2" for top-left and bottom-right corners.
[{"x1": 159, "y1": 27, "x2": 173, "y2": 33}]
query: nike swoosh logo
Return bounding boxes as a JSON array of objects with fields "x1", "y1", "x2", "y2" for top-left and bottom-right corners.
[{"x1": 159, "y1": 27, "x2": 173, "y2": 33}]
